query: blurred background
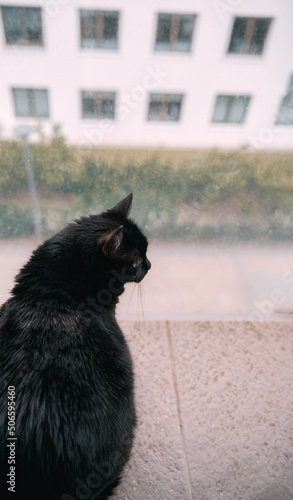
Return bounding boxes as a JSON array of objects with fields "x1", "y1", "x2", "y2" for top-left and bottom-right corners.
[{"x1": 0, "y1": 0, "x2": 293, "y2": 320}]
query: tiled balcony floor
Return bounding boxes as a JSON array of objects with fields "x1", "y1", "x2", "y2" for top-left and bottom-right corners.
[{"x1": 114, "y1": 320, "x2": 293, "y2": 500}]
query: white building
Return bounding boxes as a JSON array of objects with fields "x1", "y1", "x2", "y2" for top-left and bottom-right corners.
[{"x1": 0, "y1": 0, "x2": 292, "y2": 150}]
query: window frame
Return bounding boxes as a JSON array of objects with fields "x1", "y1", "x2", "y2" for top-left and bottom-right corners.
[
  {"x1": 147, "y1": 93, "x2": 184, "y2": 122},
  {"x1": 79, "y1": 9, "x2": 119, "y2": 50},
  {"x1": 212, "y1": 95, "x2": 251, "y2": 125},
  {"x1": 227, "y1": 16, "x2": 272, "y2": 56},
  {"x1": 12, "y1": 88, "x2": 49, "y2": 118},
  {"x1": 154, "y1": 12, "x2": 196, "y2": 53},
  {"x1": 81, "y1": 91, "x2": 116, "y2": 120},
  {"x1": 0, "y1": 5, "x2": 43, "y2": 46}
]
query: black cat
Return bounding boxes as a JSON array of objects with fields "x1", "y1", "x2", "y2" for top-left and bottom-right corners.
[{"x1": 0, "y1": 193, "x2": 151, "y2": 500}]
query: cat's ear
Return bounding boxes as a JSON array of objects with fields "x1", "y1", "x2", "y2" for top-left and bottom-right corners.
[
  {"x1": 100, "y1": 225, "x2": 123, "y2": 256},
  {"x1": 108, "y1": 193, "x2": 133, "y2": 218}
]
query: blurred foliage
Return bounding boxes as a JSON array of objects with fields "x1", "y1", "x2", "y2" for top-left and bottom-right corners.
[
  {"x1": 0, "y1": 136, "x2": 293, "y2": 240},
  {"x1": 0, "y1": 204, "x2": 34, "y2": 238}
]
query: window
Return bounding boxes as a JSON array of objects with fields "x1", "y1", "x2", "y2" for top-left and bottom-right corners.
[
  {"x1": 212, "y1": 95, "x2": 250, "y2": 124},
  {"x1": 228, "y1": 17, "x2": 272, "y2": 55},
  {"x1": 155, "y1": 13, "x2": 196, "y2": 52},
  {"x1": 82, "y1": 91, "x2": 116, "y2": 119},
  {"x1": 275, "y1": 75, "x2": 293, "y2": 126},
  {"x1": 80, "y1": 10, "x2": 119, "y2": 49},
  {"x1": 0, "y1": 6, "x2": 43, "y2": 46},
  {"x1": 148, "y1": 93, "x2": 183, "y2": 121},
  {"x1": 13, "y1": 88, "x2": 49, "y2": 117}
]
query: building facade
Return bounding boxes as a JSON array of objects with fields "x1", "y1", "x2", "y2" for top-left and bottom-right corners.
[{"x1": 0, "y1": 0, "x2": 292, "y2": 150}]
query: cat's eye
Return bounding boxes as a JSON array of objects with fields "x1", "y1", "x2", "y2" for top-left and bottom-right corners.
[{"x1": 133, "y1": 258, "x2": 142, "y2": 269}]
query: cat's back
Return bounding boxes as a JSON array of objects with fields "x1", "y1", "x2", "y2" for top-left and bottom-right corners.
[
  {"x1": 1, "y1": 291, "x2": 135, "y2": 415},
  {"x1": 0, "y1": 293, "x2": 136, "y2": 499}
]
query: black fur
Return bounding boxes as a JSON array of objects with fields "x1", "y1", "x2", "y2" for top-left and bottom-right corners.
[{"x1": 0, "y1": 194, "x2": 151, "y2": 500}]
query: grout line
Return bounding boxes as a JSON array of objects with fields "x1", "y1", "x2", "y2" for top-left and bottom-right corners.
[{"x1": 166, "y1": 320, "x2": 193, "y2": 500}]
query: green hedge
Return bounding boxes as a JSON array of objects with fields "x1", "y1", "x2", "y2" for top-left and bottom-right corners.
[
  {"x1": 0, "y1": 204, "x2": 34, "y2": 238},
  {"x1": 0, "y1": 137, "x2": 293, "y2": 240}
]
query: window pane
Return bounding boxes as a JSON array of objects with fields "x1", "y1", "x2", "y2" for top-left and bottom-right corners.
[
  {"x1": 80, "y1": 10, "x2": 97, "y2": 48},
  {"x1": 1, "y1": 6, "x2": 21, "y2": 44},
  {"x1": 83, "y1": 99, "x2": 95, "y2": 118},
  {"x1": 148, "y1": 101, "x2": 163, "y2": 120},
  {"x1": 34, "y1": 90, "x2": 49, "y2": 117},
  {"x1": 82, "y1": 92, "x2": 96, "y2": 118},
  {"x1": 101, "y1": 100, "x2": 114, "y2": 119},
  {"x1": 176, "y1": 14, "x2": 195, "y2": 52},
  {"x1": 101, "y1": 92, "x2": 115, "y2": 119},
  {"x1": 168, "y1": 94, "x2": 183, "y2": 121},
  {"x1": 155, "y1": 13, "x2": 172, "y2": 50},
  {"x1": 169, "y1": 94, "x2": 183, "y2": 103},
  {"x1": 150, "y1": 93, "x2": 164, "y2": 102},
  {"x1": 285, "y1": 75, "x2": 293, "y2": 107},
  {"x1": 13, "y1": 88, "x2": 30, "y2": 116},
  {"x1": 284, "y1": 92, "x2": 293, "y2": 108},
  {"x1": 276, "y1": 75, "x2": 293, "y2": 125},
  {"x1": 25, "y1": 7, "x2": 43, "y2": 44},
  {"x1": 228, "y1": 18, "x2": 247, "y2": 53},
  {"x1": 212, "y1": 96, "x2": 230, "y2": 122},
  {"x1": 167, "y1": 101, "x2": 182, "y2": 121},
  {"x1": 103, "y1": 12, "x2": 119, "y2": 49},
  {"x1": 229, "y1": 96, "x2": 249, "y2": 123},
  {"x1": 251, "y1": 18, "x2": 271, "y2": 55},
  {"x1": 276, "y1": 105, "x2": 293, "y2": 125}
]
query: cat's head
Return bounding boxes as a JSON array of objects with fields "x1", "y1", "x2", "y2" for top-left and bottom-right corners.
[
  {"x1": 14, "y1": 194, "x2": 150, "y2": 306},
  {"x1": 98, "y1": 193, "x2": 151, "y2": 285}
]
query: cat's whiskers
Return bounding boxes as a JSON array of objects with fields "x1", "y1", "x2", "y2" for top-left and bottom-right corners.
[
  {"x1": 125, "y1": 283, "x2": 144, "y2": 321},
  {"x1": 136, "y1": 283, "x2": 145, "y2": 322},
  {"x1": 126, "y1": 283, "x2": 137, "y2": 319}
]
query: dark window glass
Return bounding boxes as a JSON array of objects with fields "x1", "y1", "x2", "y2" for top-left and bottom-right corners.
[
  {"x1": 82, "y1": 91, "x2": 115, "y2": 119},
  {"x1": 1, "y1": 6, "x2": 43, "y2": 46},
  {"x1": 156, "y1": 14, "x2": 172, "y2": 47},
  {"x1": 148, "y1": 94, "x2": 183, "y2": 122},
  {"x1": 82, "y1": 94, "x2": 96, "y2": 118},
  {"x1": 168, "y1": 101, "x2": 181, "y2": 121},
  {"x1": 228, "y1": 17, "x2": 271, "y2": 55},
  {"x1": 250, "y1": 18, "x2": 271, "y2": 55},
  {"x1": 80, "y1": 10, "x2": 119, "y2": 49},
  {"x1": 80, "y1": 10, "x2": 95, "y2": 44},
  {"x1": 228, "y1": 17, "x2": 246, "y2": 53},
  {"x1": 101, "y1": 97, "x2": 115, "y2": 119},
  {"x1": 148, "y1": 100, "x2": 164, "y2": 120},
  {"x1": 103, "y1": 11, "x2": 119, "y2": 45},
  {"x1": 178, "y1": 15, "x2": 195, "y2": 44},
  {"x1": 155, "y1": 13, "x2": 196, "y2": 52}
]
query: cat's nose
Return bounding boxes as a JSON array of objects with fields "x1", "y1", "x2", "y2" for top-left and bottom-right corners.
[{"x1": 145, "y1": 257, "x2": 151, "y2": 271}]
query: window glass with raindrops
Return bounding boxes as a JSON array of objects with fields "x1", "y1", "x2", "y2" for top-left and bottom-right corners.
[{"x1": 0, "y1": 1, "x2": 292, "y2": 321}]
